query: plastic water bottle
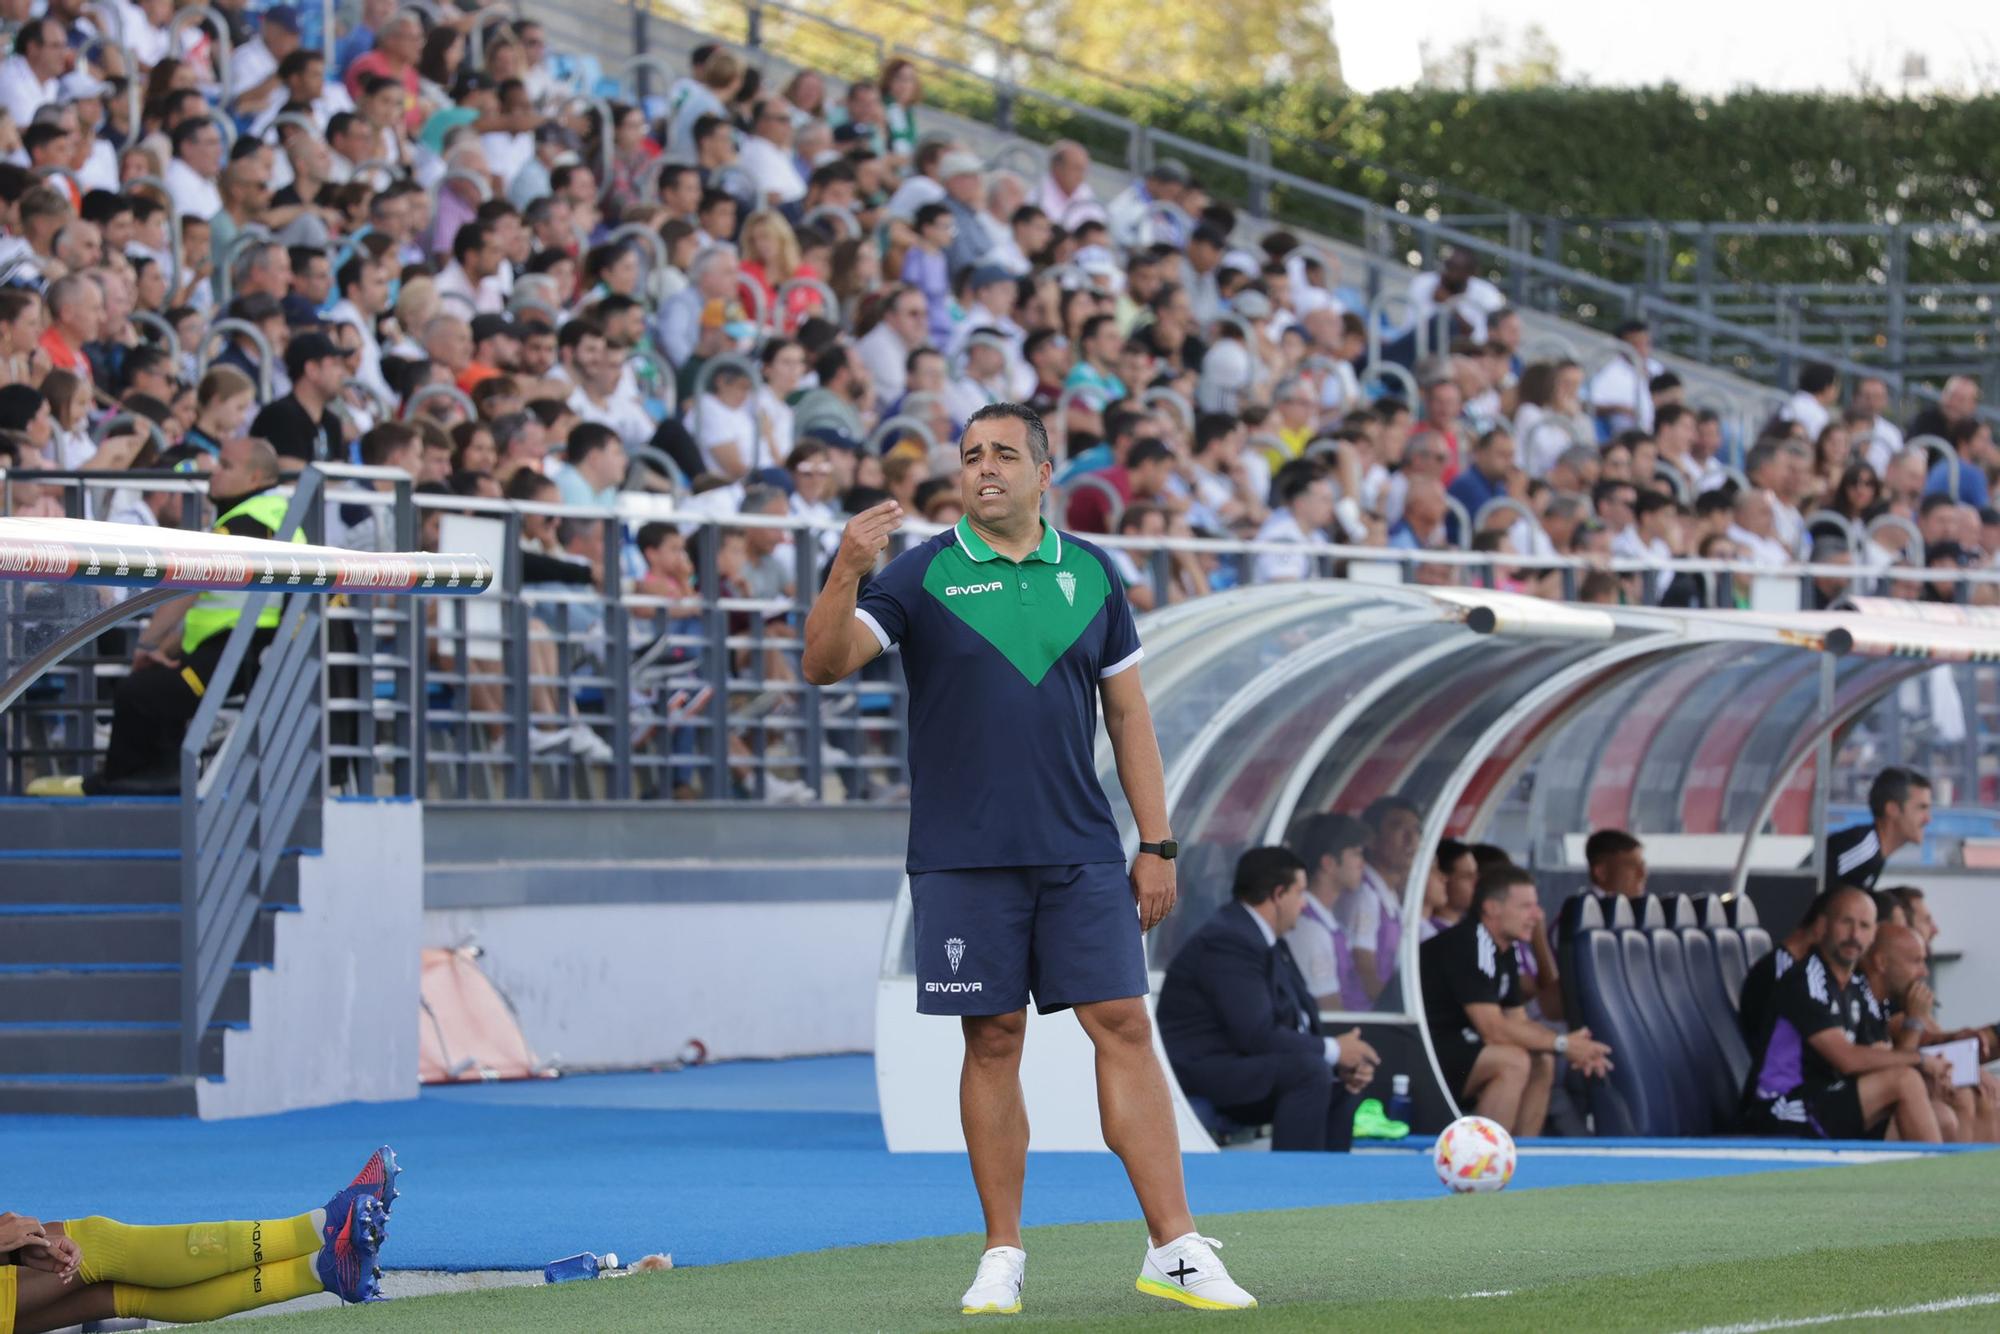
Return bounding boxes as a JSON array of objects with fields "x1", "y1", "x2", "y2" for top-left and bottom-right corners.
[
  {"x1": 544, "y1": 1252, "x2": 618, "y2": 1284},
  {"x1": 1386, "y1": 1074, "x2": 1413, "y2": 1127}
]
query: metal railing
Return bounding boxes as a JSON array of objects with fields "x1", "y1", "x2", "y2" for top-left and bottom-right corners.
[{"x1": 177, "y1": 475, "x2": 323, "y2": 1076}]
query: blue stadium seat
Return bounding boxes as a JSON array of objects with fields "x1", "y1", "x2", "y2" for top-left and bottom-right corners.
[
  {"x1": 1637, "y1": 896, "x2": 1668, "y2": 930},
  {"x1": 1678, "y1": 927, "x2": 1753, "y2": 1094},
  {"x1": 1726, "y1": 895, "x2": 1761, "y2": 927},
  {"x1": 1740, "y1": 926, "x2": 1774, "y2": 965},
  {"x1": 1570, "y1": 929, "x2": 1667, "y2": 1136},
  {"x1": 1649, "y1": 928, "x2": 1740, "y2": 1131},
  {"x1": 1618, "y1": 931, "x2": 1709, "y2": 1134},
  {"x1": 1710, "y1": 928, "x2": 1751, "y2": 1007},
  {"x1": 1664, "y1": 894, "x2": 1703, "y2": 927},
  {"x1": 1607, "y1": 896, "x2": 1638, "y2": 930}
]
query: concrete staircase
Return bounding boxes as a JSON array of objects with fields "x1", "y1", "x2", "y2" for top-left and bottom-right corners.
[{"x1": 0, "y1": 799, "x2": 319, "y2": 1116}]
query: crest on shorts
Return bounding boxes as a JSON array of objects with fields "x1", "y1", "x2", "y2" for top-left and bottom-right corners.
[
  {"x1": 945, "y1": 937, "x2": 966, "y2": 975},
  {"x1": 1056, "y1": 570, "x2": 1076, "y2": 605}
]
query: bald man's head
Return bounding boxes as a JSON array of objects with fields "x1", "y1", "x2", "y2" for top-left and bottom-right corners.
[
  {"x1": 1864, "y1": 920, "x2": 1928, "y2": 1006},
  {"x1": 1819, "y1": 885, "x2": 1877, "y2": 973}
]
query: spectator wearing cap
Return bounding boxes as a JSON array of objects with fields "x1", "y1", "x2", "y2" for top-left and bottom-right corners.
[
  {"x1": 59, "y1": 74, "x2": 120, "y2": 192},
  {"x1": 739, "y1": 96, "x2": 807, "y2": 208},
  {"x1": 949, "y1": 264, "x2": 1028, "y2": 392},
  {"x1": 229, "y1": 4, "x2": 304, "y2": 115},
  {"x1": 1108, "y1": 159, "x2": 1192, "y2": 252},
  {"x1": 250, "y1": 330, "x2": 346, "y2": 465},
  {"x1": 2, "y1": 19, "x2": 66, "y2": 132},
  {"x1": 165, "y1": 119, "x2": 225, "y2": 221},
  {"x1": 1588, "y1": 319, "x2": 1663, "y2": 434},
  {"x1": 936, "y1": 150, "x2": 988, "y2": 276}
]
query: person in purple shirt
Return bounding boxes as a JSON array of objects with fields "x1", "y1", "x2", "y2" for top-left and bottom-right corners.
[
  {"x1": 1283, "y1": 812, "x2": 1373, "y2": 1013},
  {"x1": 901, "y1": 202, "x2": 957, "y2": 349}
]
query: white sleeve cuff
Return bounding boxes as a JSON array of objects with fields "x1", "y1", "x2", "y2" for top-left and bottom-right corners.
[
  {"x1": 854, "y1": 607, "x2": 893, "y2": 652},
  {"x1": 1323, "y1": 1036, "x2": 1341, "y2": 1066},
  {"x1": 1099, "y1": 646, "x2": 1144, "y2": 679}
]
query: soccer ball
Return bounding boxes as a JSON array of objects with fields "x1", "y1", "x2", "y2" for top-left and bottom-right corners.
[{"x1": 1432, "y1": 1115, "x2": 1516, "y2": 1194}]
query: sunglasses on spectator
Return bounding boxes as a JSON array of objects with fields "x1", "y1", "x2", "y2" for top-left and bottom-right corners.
[{"x1": 795, "y1": 462, "x2": 833, "y2": 475}]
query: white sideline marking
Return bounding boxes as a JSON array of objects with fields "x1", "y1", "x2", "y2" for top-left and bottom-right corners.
[
  {"x1": 1519, "y1": 1147, "x2": 1923, "y2": 1165},
  {"x1": 1672, "y1": 1291, "x2": 2000, "y2": 1334},
  {"x1": 1456, "y1": 1290, "x2": 1514, "y2": 1299}
]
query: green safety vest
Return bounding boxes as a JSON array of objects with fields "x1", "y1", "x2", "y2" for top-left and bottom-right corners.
[{"x1": 180, "y1": 492, "x2": 306, "y2": 655}]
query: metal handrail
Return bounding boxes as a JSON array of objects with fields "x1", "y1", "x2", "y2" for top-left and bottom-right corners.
[
  {"x1": 130, "y1": 310, "x2": 182, "y2": 362},
  {"x1": 1865, "y1": 513, "x2": 1925, "y2": 567},
  {"x1": 558, "y1": 92, "x2": 618, "y2": 201},
  {"x1": 195, "y1": 319, "x2": 276, "y2": 401},
  {"x1": 442, "y1": 167, "x2": 495, "y2": 204},
  {"x1": 790, "y1": 386, "x2": 862, "y2": 439},
  {"x1": 1907, "y1": 433, "x2": 1958, "y2": 500},
  {"x1": 868, "y1": 413, "x2": 939, "y2": 455},
  {"x1": 465, "y1": 3, "x2": 521, "y2": 67},
  {"x1": 404, "y1": 383, "x2": 479, "y2": 420},
  {"x1": 91, "y1": 412, "x2": 172, "y2": 457},
  {"x1": 800, "y1": 203, "x2": 860, "y2": 239},
  {"x1": 168, "y1": 6, "x2": 235, "y2": 110},
  {"x1": 1359, "y1": 361, "x2": 1421, "y2": 405},
  {"x1": 1472, "y1": 495, "x2": 1545, "y2": 551},
  {"x1": 216, "y1": 226, "x2": 276, "y2": 308},
  {"x1": 772, "y1": 276, "x2": 840, "y2": 331},
  {"x1": 627, "y1": 344, "x2": 678, "y2": 415},
  {"x1": 1440, "y1": 494, "x2": 1474, "y2": 551},
  {"x1": 1142, "y1": 385, "x2": 1194, "y2": 433}
]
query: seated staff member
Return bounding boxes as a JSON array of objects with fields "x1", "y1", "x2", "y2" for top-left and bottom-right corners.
[
  {"x1": 1420, "y1": 863, "x2": 1612, "y2": 1136},
  {"x1": 1157, "y1": 847, "x2": 1379, "y2": 1152},
  {"x1": 1739, "y1": 887, "x2": 1947, "y2": 1142}
]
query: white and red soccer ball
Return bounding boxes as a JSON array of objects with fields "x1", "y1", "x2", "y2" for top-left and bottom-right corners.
[{"x1": 1432, "y1": 1115, "x2": 1517, "y2": 1194}]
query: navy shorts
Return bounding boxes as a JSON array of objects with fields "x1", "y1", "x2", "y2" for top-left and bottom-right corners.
[{"x1": 910, "y1": 862, "x2": 1149, "y2": 1016}]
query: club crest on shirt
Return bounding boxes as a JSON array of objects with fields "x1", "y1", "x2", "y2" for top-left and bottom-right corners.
[{"x1": 1056, "y1": 570, "x2": 1077, "y2": 605}]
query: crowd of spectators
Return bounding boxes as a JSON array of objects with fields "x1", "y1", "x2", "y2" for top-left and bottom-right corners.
[{"x1": 0, "y1": 14, "x2": 1995, "y2": 794}]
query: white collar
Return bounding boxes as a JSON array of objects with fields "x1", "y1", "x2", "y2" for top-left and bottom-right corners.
[{"x1": 1240, "y1": 902, "x2": 1278, "y2": 948}]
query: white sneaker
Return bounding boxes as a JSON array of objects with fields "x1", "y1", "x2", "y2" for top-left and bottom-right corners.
[
  {"x1": 566, "y1": 723, "x2": 615, "y2": 762},
  {"x1": 1137, "y1": 1233, "x2": 1256, "y2": 1310},
  {"x1": 959, "y1": 1245, "x2": 1024, "y2": 1315}
]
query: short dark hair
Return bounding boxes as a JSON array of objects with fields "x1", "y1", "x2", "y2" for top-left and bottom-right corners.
[
  {"x1": 1290, "y1": 812, "x2": 1368, "y2": 871},
  {"x1": 1231, "y1": 846, "x2": 1306, "y2": 905},
  {"x1": 1471, "y1": 862, "x2": 1533, "y2": 918},
  {"x1": 567, "y1": 422, "x2": 620, "y2": 465},
  {"x1": 359, "y1": 422, "x2": 419, "y2": 467},
  {"x1": 1584, "y1": 829, "x2": 1642, "y2": 867},
  {"x1": 1867, "y1": 766, "x2": 1931, "y2": 820},
  {"x1": 962, "y1": 401, "x2": 1050, "y2": 466},
  {"x1": 1361, "y1": 794, "x2": 1420, "y2": 833},
  {"x1": 1799, "y1": 361, "x2": 1839, "y2": 396},
  {"x1": 1435, "y1": 837, "x2": 1473, "y2": 872}
]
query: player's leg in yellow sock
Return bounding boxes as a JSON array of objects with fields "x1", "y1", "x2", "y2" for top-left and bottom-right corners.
[
  {"x1": 111, "y1": 1255, "x2": 324, "y2": 1324},
  {"x1": 62, "y1": 1211, "x2": 324, "y2": 1288}
]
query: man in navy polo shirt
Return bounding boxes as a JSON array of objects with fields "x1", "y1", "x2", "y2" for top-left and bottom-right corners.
[{"x1": 804, "y1": 402, "x2": 1257, "y2": 1315}]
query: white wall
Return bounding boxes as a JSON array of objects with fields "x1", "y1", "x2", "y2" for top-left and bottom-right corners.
[
  {"x1": 1900, "y1": 872, "x2": 2000, "y2": 1028},
  {"x1": 199, "y1": 800, "x2": 425, "y2": 1120},
  {"x1": 423, "y1": 900, "x2": 895, "y2": 1066}
]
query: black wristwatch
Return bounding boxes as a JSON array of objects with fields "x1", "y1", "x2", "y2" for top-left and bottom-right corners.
[{"x1": 1138, "y1": 839, "x2": 1179, "y2": 860}]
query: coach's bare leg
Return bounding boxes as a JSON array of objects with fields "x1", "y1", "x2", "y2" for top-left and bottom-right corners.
[
  {"x1": 1516, "y1": 1050, "x2": 1555, "y2": 1138},
  {"x1": 1464, "y1": 1043, "x2": 1529, "y2": 1133},
  {"x1": 962, "y1": 1011, "x2": 1030, "y2": 1250},
  {"x1": 1074, "y1": 997, "x2": 1195, "y2": 1246},
  {"x1": 1858, "y1": 1067, "x2": 1941, "y2": 1143}
]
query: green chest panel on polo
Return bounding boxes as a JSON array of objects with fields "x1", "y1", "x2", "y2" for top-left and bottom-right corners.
[
  {"x1": 854, "y1": 517, "x2": 1143, "y2": 873},
  {"x1": 920, "y1": 539, "x2": 1110, "y2": 686}
]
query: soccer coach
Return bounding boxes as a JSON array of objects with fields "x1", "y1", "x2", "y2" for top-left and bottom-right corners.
[{"x1": 804, "y1": 403, "x2": 1256, "y2": 1314}]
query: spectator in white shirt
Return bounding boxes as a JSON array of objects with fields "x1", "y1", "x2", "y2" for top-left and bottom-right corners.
[
  {"x1": 1401, "y1": 247, "x2": 1507, "y2": 345},
  {"x1": 738, "y1": 96, "x2": 807, "y2": 208},
  {"x1": 1587, "y1": 320, "x2": 1664, "y2": 434},
  {"x1": 0, "y1": 20, "x2": 66, "y2": 134},
  {"x1": 433, "y1": 218, "x2": 507, "y2": 316},
  {"x1": 1107, "y1": 159, "x2": 1193, "y2": 252},
  {"x1": 327, "y1": 250, "x2": 392, "y2": 406},
  {"x1": 1036, "y1": 139, "x2": 1102, "y2": 226},
  {"x1": 1780, "y1": 361, "x2": 1840, "y2": 442},
  {"x1": 165, "y1": 119, "x2": 225, "y2": 220},
  {"x1": 1253, "y1": 465, "x2": 1334, "y2": 583},
  {"x1": 883, "y1": 138, "x2": 949, "y2": 223},
  {"x1": 1727, "y1": 488, "x2": 1795, "y2": 567},
  {"x1": 229, "y1": 5, "x2": 304, "y2": 116},
  {"x1": 856, "y1": 284, "x2": 928, "y2": 406},
  {"x1": 692, "y1": 363, "x2": 767, "y2": 481},
  {"x1": 1850, "y1": 375, "x2": 1906, "y2": 475},
  {"x1": 755, "y1": 335, "x2": 807, "y2": 462}
]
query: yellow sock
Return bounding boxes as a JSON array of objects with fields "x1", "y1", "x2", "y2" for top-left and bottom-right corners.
[
  {"x1": 113, "y1": 1255, "x2": 324, "y2": 1323},
  {"x1": 67, "y1": 1212, "x2": 323, "y2": 1287}
]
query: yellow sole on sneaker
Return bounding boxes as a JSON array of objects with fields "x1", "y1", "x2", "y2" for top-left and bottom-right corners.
[
  {"x1": 960, "y1": 1300, "x2": 1022, "y2": 1315},
  {"x1": 1136, "y1": 1276, "x2": 1257, "y2": 1310},
  {"x1": 24, "y1": 775, "x2": 84, "y2": 796}
]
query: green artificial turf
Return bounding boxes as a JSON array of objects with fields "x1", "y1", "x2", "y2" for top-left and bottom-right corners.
[{"x1": 241, "y1": 1152, "x2": 2000, "y2": 1332}]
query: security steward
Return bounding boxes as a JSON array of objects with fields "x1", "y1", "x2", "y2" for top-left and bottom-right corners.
[{"x1": 85, "y1": 437, "x2": 303, "y2": 794}]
